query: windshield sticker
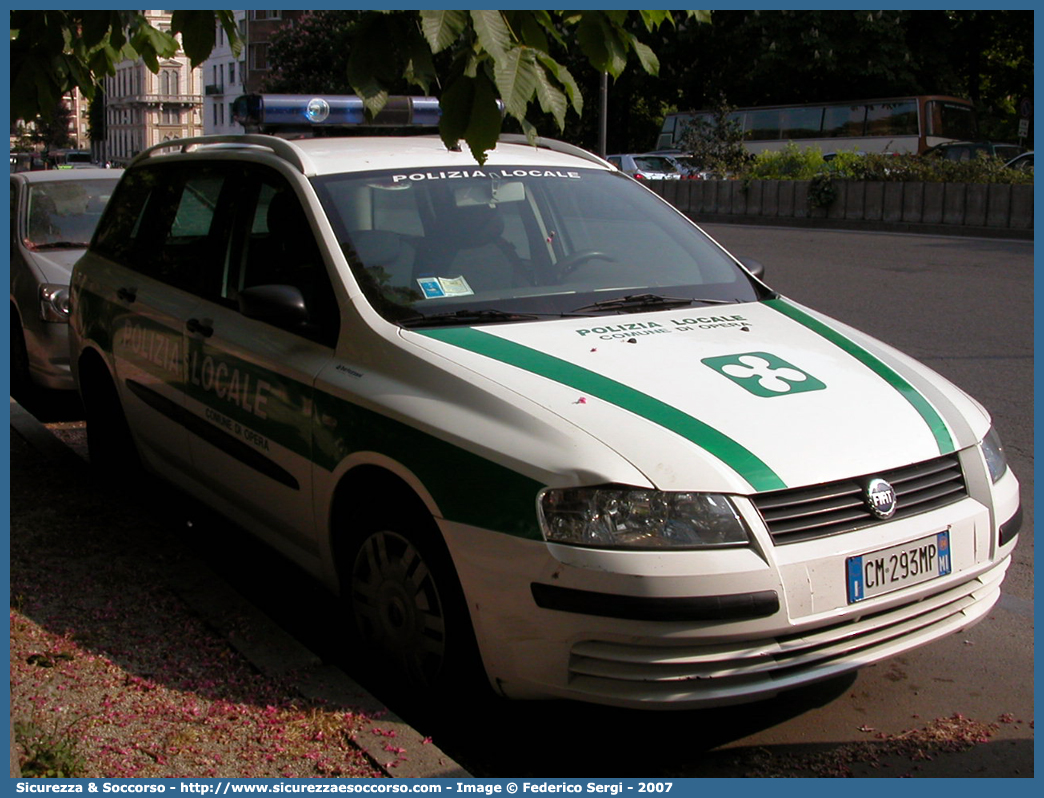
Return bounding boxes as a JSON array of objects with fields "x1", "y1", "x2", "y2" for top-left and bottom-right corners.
[
  {"x1": 703, "y1": 352, "x2": 826, "y2": 397},
  {"x1": 392, "y1": 169, "x2": 582, "y2": 184},
  {"x1": 417, "y1": 275, "x2": 474, "y2": 298}
]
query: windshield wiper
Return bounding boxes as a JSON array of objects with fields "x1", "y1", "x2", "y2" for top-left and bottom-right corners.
[
  {"x1": 400, "y1": 308, "x2": 544, "y2": 329},
  {"x1": 570, "y1": 293, "x2": 736, "y2": 314}
]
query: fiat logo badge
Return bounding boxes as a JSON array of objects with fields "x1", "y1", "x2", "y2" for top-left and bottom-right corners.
[{"x1": 865, "y1": 478, "x2": 897, "y2": 519}]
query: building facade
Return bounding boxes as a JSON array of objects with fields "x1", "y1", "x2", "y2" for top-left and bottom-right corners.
[
  {"x1": 202, "y1": 10, "x2": 306, "y2": 135},
  {"x1": 99, "y1": 10, "x2": 203, "y2": 165},
  {"x1": 202, "y1": 10, "x2": 247, "y2": 136}
]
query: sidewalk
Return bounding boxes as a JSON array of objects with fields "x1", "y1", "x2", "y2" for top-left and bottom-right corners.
[{"x1": 9, "y1": 398, "x2": 468, "y2": 779}]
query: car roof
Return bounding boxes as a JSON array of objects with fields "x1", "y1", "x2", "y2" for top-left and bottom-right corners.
[
  {"x1": 11, "y1": 168, "x2": 121, "y2": 183},
  {"x1": 135, "y1": 134, "x2": 613, "y2": 179},
  {"x1": 295, "y1": 135, "x2": 607, "y2": 175}
]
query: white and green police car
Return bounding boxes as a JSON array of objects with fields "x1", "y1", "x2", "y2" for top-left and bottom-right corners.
[{"x1": 69, "y1": 95, "x2": 1021, "y2": 709}]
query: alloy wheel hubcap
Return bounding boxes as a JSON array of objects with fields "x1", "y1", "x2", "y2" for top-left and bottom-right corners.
[{"x1": 351, "y1": 530, "x2": 447, "y2": 686}]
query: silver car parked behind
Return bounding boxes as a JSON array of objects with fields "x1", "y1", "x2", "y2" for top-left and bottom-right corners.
[
  {"x1": 10, "y1": 168, "x2": 121, "y2": 393},
  {"x1": 606, "y1": 153, "x2": 682, "y2": 180}
]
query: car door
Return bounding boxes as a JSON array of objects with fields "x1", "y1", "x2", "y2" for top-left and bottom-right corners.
[
  {"x1": 89, "y1": 163, "x2": 235, "y2": 481},
  {"x1": 181, "y1": 164, "x2": 340, "y2": 557}
]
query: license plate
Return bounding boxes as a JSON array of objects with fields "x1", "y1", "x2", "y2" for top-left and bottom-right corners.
[{"x1": 846, "y1": 531, "x2": 951, "y2": 603}]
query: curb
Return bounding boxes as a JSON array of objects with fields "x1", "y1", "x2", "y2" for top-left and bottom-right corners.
[{"x1": 9, "y1": 399, "x2": 470, "y2": 780}]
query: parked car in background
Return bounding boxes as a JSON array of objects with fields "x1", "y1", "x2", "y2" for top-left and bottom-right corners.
[
  {"x1": 10, "y1": 167, "x2": 121, "y2": 393},
  {"x1": 606, "y1": 153, "x2": 682, "y2": 180},
  {"x1": 1004, "y1": 150, "x2": 1033, "y2": 173},
  {"x1": 10, "y1": 153, "x2": 47, "y2": 173},
  {"x1": 924, "y1": 140, "x2": 1024, "y2": 162},
  {"x1": 648, "y1": 150, "x2": 708, "y2": 179}
]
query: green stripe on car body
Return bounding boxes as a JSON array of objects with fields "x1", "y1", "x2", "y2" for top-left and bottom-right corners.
[
  {"x1": 311, "y1": 392, "x2": 546, "y2": 540},
  {"x1": 416, "y1": 327, "x2": 788, "y2": 493},
  {"x1": 765, "y1": 298, "x2": 955, "y2": 454},
  {"x1": 87, "y1": 293, "x2": 545, "y2": 539}
]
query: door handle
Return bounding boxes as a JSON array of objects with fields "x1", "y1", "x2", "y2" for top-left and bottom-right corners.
[
  {"x1": 116, "y1": 287, "x2": 137, "y2": 303},
  {"x1": 186, "y1": 318, "x2": 214, "y2": 337}
]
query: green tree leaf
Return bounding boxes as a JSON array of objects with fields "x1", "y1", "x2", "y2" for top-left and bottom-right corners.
[
  {"x1": 470, "y1": 9, "x2": 512, "y2": 61},
  {"x1": 535, "y1": 52, "x2": 583, "y2": 115},
  {"x1": 170, "y1": 10, "x2": 216, "y2": 67},
  {"x1": 630, "y1": 39, "x2": 660, "y2": 76},
  {"x1": 439, "y1": 73, "x2": 502, "y2": 165},
  {"x1": 493, "y1": 46, "x2": 539, "y2": 121},
  {"x1": 532, "y1": 61, "x2": 569, "y2": 130},
  {"x1": 577, "y1": 12, "x2": 628, "y2": 77},
  {"x1": 419, "y1": 9, "x2": 468, "y2": 54},
  {"x1": 515, "y1": 11, "x2": 550, "y2": 52}
]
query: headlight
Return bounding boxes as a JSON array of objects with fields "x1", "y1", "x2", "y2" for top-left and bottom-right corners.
[
  {"x1": 538, "y1": 485, "x2": 750, "y2": 549},
  {"x1": 39, "y1": 283, "x2": 71, "y2": 323},
  {"x1": 980, "y1": 427, "x2": 1009, "y2": 483}
]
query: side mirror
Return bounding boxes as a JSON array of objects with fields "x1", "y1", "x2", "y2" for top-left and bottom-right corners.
[
  {"x1": 738, "y1": 257, "x2": 765, "y2": 279},
  {"x1": 238, "y1": 284, "x2": 310, "y2": 329}
]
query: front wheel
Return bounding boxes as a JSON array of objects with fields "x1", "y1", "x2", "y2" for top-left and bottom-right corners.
[
  {"x1": 351, "y1": 528, "x2": 448, "y2": 687},
  {"x1": 10, "y1": 312, "x2": 33, "y2": 399},
  {"x1": 344, "y1": 510, "x2": 482, "y2": 698}
]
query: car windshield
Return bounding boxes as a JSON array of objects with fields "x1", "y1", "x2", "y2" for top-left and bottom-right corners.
[
  {"x1": 25, "y1": 179, "x2": 118, "y2": 249},
  {"x1": 312, "y1": 166, "x2": 764, "y2": 326}
]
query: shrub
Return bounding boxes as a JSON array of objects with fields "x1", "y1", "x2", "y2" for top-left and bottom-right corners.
[
  {"x1": 746, "y1": 142, "x2": 827, "y2": 181},
  {"x1": 808, "y1": 174, "x2": 837, "y2": 209},
  {"x1": 735, "y1": 147, "x2": 1032, "y2": 185}
]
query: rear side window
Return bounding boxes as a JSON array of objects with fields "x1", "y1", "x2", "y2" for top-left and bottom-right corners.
[{"x1": 93, "y1": 163, "x2": 234, "y2": 295}]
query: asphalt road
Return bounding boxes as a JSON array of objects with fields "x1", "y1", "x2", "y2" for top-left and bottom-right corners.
[{"x1": 22, "y1": 224, "x2": 1034, "y2": 778}]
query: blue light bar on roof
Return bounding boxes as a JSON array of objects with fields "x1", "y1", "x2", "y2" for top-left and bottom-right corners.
[{"x1": 232, "y1": 94, "x2": 442, "y2": 131}]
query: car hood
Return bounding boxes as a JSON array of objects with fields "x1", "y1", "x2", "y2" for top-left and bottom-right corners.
[
  {"x1": 22, "y1": 246, "x2": 86, "y2": 285},
  {"x1": 406, "y1": 297, "x2": 989, "y2": 495}
]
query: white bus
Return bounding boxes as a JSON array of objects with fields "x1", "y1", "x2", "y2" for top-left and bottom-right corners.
[{"x1": 656, "y1": 95, "x2": 978, "y2": 155}]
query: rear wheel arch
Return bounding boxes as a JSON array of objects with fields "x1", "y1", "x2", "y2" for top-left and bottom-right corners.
[
  {"x1": 76, "y1": 345, "x2": 112, "y2": 391},
  {"x1": 77, "y1": 346, "x2": 140, "y2": 477}
]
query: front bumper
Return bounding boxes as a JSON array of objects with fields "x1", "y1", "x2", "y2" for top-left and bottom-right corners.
[
  {"x1": 23, "y1": 318, "x2": 75, "y2": 390},
  {"x1": 441, "y1": 478, "x2": 1020, "y2": 709}
]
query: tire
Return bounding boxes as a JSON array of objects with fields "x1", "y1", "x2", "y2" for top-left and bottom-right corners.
[
  {"x1": 343, "y1": 505, "x2": 482, "y2": 699},
  {"x1": 10, "y1": 310, "x2": 33, "y2": 399},
  {"x1": 79, "y1": 357, "x2": 140, "y2": 480}
]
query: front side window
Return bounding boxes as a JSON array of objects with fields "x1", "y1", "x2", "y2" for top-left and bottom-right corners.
[
  {"x1": 313, "y1": 167, "x2": 764, "y2": 326},
  {"x1": 226, "y1": 168, "x2": 340, "y2": 346}
]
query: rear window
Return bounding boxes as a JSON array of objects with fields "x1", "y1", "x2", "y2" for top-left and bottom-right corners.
[
  {"x1": 632, "y1": 156, "x2": 678, "y2": 173},
  {"x1": 92, "y1": 163, "x2": 234, "y2": 294}
]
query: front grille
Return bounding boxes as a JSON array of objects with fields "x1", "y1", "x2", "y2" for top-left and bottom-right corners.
[{"x1": 753, "y1": 454, "x2": 968, "y2": 545}]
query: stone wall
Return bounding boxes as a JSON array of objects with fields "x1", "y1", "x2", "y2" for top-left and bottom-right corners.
[{"x1": 648, "y1": 179, "x2": 1033, "y2": 237}]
